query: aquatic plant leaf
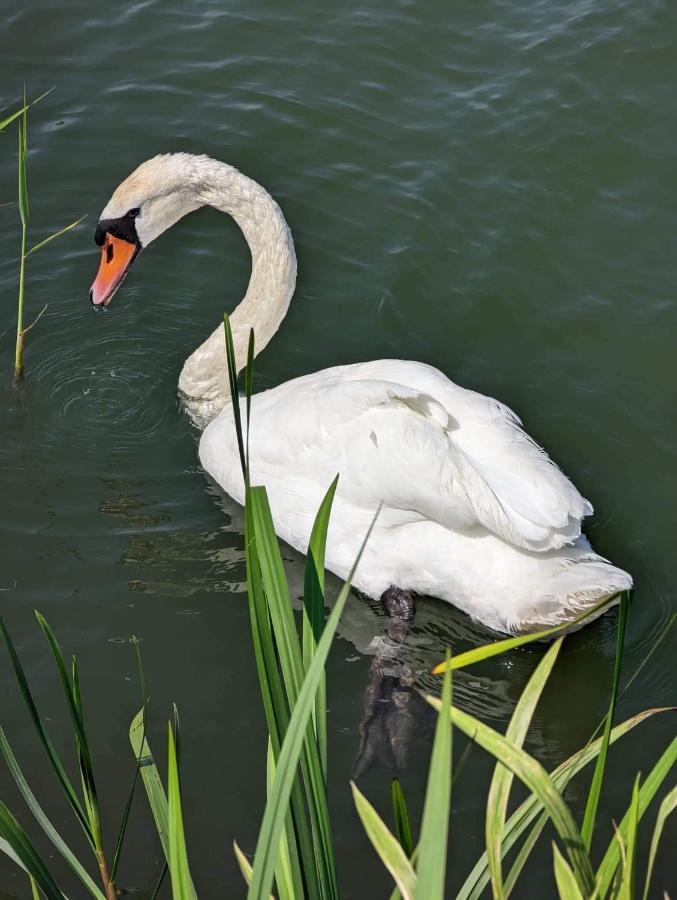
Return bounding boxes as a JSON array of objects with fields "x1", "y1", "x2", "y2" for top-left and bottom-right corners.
[
  {"x1": 0, "y1": 726, "x2": 106, "y2": 898},
  {"x1": 391, "y1": 779, "x2": 414, "y2": 859},
  {"x1": 428, "y1": 698, "x2": 595, "y2": 895},
  {"x1": 352, "y1": 782, "x2": 416, "y2": 900},
  {"x1": 641, "y1": 783, "x2": 677, "y2": 900},
  {"x1": 552, "y1": 843, "x2": 584, "y2": 900},
  {"x1": 167, "y1": 725, "x2": 197, "y2": 900},
  {"x1": 432, "y1": 593, "x2": 623, "y2": 675},
  {"x1": 246, "y1": 502, "x2": 376, "y2": 900},
  {"x1": 581, "y1": 592, "x2": 630, "y2": 850},
  {"x1": 415, "y1": 653, "x2": 452, "y2": 900},
  {"x1": 486, "y1": 639, "x2": 562, "y2": 900}
]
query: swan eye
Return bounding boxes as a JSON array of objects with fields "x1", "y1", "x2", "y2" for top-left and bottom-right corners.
[{"x1": 128, "y1": 207, "x2": 140, "y2": 218}]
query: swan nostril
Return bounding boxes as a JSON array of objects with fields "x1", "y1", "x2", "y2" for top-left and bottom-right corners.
[{"x1": 106, "y1": 243, "x2": 114, "y2": 264}]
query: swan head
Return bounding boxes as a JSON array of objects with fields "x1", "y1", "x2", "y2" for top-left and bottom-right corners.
[{"x1": 90, "y1": 153, "x2": 202, "y2": 307}]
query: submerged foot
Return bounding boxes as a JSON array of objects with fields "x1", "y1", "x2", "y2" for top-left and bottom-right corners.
[{"x1": 381, "y1": 585, "x2": 416, "y2": 623}]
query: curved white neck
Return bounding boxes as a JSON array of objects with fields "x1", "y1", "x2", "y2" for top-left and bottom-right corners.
[{"x1": 176, "y1": 158, "x2": 297, "y2": 427}]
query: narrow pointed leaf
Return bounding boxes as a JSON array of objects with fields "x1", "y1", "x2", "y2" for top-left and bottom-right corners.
[
  {"x1": 167, "y1": 725, "x2": 196, "y2": 900},
  {"x1": 391, "y1": 779, "x2": 414, "y2": 859},
  {"x1": 0, "y1": 802, "x2": 63, "y2": 900},
  {"x1": 457, "y1": 707, "x2": 673, "y2": 900},
  {"x1": 0, "y1": 615, "x2": 92, "y2": 846},
  {"x1": 246, "y1": 505, "x2": 377, "y2": 900},
  {"x1": 552, "y1": 843, "x2": 584, "y2": 900},
  {"x1": 0, "y1": 726, "x2": 106, "y2": 898},
  {"x1": 415, "y1": 654, "x2": 452, "y2": 900},
  {"x1": 596, "y1": 735, "x2": 677, "y2": 897},
  {"x1": 487, "y1": 639, "x2": 562, "y2": 900},
  {"x1": 26, "y1": 215, "x2": 86, "y2": 257},
  {"x1": 581, "y1": 594, "x2": 629, "y2": 850},
  {"x1": 352, "y1": 781, "x2": 416, "y2": 900},
  {"x1": 432, "y1": 594, "x2": 622, "y2": 674},
  {"x1": 428, "y1": 699, "x2": 595, "y2": 895},
  {"x1": 641, "y1": 783, "x2": 677, "y2": 900},
  {"x1": 129, "y1": 708, "x2": 169, "y2": 859}
]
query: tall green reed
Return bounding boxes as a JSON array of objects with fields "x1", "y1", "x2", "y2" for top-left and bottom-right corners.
[{"x1": 1, "y1": 90, "x2": 83, "y2": 379}]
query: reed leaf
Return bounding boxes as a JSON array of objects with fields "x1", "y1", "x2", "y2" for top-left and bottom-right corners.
[
  {"x1": 302, "y1": 476, "x2": 338, "y2": 779},
  {"x1": 266, "y1": 738, "x2": 299, "y2": 900},
  {"x1": 428, "y1": 699, "x2": 595, "y2": 895},
  {"x1": 486, "y1": 638, "x2": 563, "y2": 900},
  {"x1": 223, "y1": 314, "x2": 246, "y2": 477},
  {"x1": 352, "y1": 781, "x2": 417, "y2": 900},
  {"x1": 596, "y1": 735, "x2": 677, "y2": 897},
  {"x1": 26, "y1": 215, "x2": 86, "y2": 257},
  {"x1": 457, "y1": 707, "x2": 673, "y2": 900},
  {"x1": 552, "y1": 843, "x2": 585, "y2": 900},
  {"x1": 581, "y1": 593, "x2": 629, "y2": 850},
  {"x1": 0, "y1": 615, "x2": 93, "y2": 846},
  {"x1": 249, "y1": 485, "x2": 338, "y2": 899},
  {"x1": 415, "y1": 653, "x2": 452, "y2": 900},
  {"x1": 129, "y1": 708, "x2": 169, "y2": 859},
  {"x1": 0, "y1": 801, "x2": 63, "y2": 900},
  {"x1": 0, "y1": 88, "x2": 53, "y2": 131},
  {"x1": 641, "y1": 783, "x2": 677, "y2": 900},
  {"x1": 246, "y1": 505, "x2": 377, "y2": 900},
  {"x1": 432, "y1": 594, "x2": 624, "y2": 675},
  {"x1": 0, "y1": 726, "x2": 105, "y2": 899},
  {"x1": 167, "y1": 725, "x2": 197, "y2": 900},
  {"x1": 35, "y1": 613, "x2": 101, "y2": 848},
  {"x1": 391, "y1": 779, "x2": 414, "y2": 859}
]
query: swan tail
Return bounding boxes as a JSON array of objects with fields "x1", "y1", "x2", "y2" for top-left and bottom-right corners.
[{"x1": 506, "y1": 556, "x2": 633, "y2": 634}]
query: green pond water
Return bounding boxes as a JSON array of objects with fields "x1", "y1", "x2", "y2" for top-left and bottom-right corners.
[{"x1": 1, "y1": 1, "x2": 675, "y2": 896}]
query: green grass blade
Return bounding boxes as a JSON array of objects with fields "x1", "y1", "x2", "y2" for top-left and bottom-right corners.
[
  {"x1": 415, "y1": 654, "x2": 452, "y2": 900},
  {"x1": 70, "y1": 654, "x2": 102, "y2": 849},
  {"x1": 0, "y1": 615, "x2": 93, "y2": 847},
  {"x1": 246, "y1": 505, "x2": 377, "y2": 900},
  {"x1": 244, "y1": 495, "x2": 320, "y2": 900},
  {"x1": 487, "y1": 639, "x2": 563, "y2": 900},
  {"x1": 352, "y1": 782, "x2": 417, "y2": 900},
  {"x1": 641, "y1": 783, "x2": 677, "y2": 900},
  {"x1": 391, "y1": 779, "x2": 414, "y2": 859},
  {"x1": 267, "y1": 739, "x2": 298, "y2": 900},
  {"x1": 552, "y1": 842, "x2": 584, "y2": 899},
  {"x1": 35, "y1": 616, "x2": 101, "y2": 854},
  {"x1": 458, "y1": 707, "x2": 673, "y2": 900},
  {"x1": 596, "y1": 735, "x2": 677, "y2": 897},
  {"x1": 0, "y1": 802, "x2": 63, "y2": 899},
  {"x1": 25, "y1": 215, "x2": 86, "y2": 257},
  {"x1": 167, "y1": 725, "x2": 197, "y2": 900},
  {"x1": 616, "y1": 775, "x2": 640, "y2": 900},
  {"x1": 223, "y1": 314, "x2": 246, "y2": 478},
  {"x1": 429, "y1": 699, "x2": 595, "y2": 895},
  {"x1": 234, "y1": 842, "x2": 275, "y2": 900},
  {"x1": 28, "y1": 874, "x2": 40, "y2": 900},
  {"x1": 303, "y1": 476, "x2": 338, "y2": 779},
  {"x1": 245, "y1": 327, "x2": 254, "y2": 473},
  {"x1": 0, "y1": 103, "x2": 29, "y2": 131},
  {"x1": 17, "y1": 101, "x2": 28, "y2": 226},
  {"x1": 581, "y1": 594, "x2": 629, "y2": 850},
  {"x1": 432, "y1": 594, "x2": 623, "y2": 675},
  {"x1": 129, "y1": 708, "x2": 169, "y2": 859},
  {"x1": 0, "y1": 87, "x2": 53, "y2": 131},
  {"x1": 249, "y1": 485, "x2": 338, "y2": 898},
  {"x1": 111, "y1": 636, "x2": 149, "y2": 881},
  {"x1": 0, "y1": 726, "x2": 106, "y2": 899}
]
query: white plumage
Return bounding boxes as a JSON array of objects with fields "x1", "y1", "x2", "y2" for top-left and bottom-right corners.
[{"x1": 98, "y1": 153, "x2": 632, "y2": 634}]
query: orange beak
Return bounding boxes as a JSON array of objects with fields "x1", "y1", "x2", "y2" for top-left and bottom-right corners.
[{"x1": 90, "y1": 234, "x2": 139, "y2": 307}]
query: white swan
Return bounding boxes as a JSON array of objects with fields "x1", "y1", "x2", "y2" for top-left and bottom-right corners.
[{"x1": 90, "y1": 153, "x2": 632, "y2": 634}]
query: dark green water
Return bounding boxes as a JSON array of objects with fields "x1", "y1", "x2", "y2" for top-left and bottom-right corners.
[{"x1": 1, "y1": 1, "x2": 675, "y2": 896}]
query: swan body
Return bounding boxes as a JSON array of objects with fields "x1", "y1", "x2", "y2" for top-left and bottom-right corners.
[{"x1": 92, "y1": 153, "x2": 632, "y2": 634}]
